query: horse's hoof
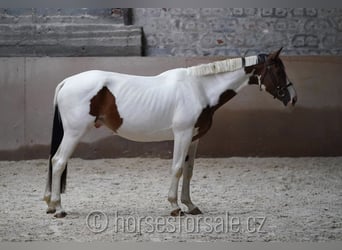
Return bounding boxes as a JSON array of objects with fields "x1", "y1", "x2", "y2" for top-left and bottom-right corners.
[
  {"x1": 187, "y1": 207, "x2": 203, "y2": 215},
  {"x1": 46, "y1": 208, "x2": 56, "y2": 214},
  {"x1": 54, "y1": 211, "x2": 67, "y2": 218},
  {"x1": 170, "y1": 208, "x2": 184, "y2": 217}
]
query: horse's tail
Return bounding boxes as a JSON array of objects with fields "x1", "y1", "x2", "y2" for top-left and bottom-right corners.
[{"x1": 48, "y1": 81, "x2": 67, "y2": 193}]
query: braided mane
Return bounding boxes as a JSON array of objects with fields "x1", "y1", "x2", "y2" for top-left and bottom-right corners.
[{"x1": 187, "y1": 55, "x2": 259, "y2": 76}]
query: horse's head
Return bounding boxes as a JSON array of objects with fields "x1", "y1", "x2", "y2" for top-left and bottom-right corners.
[{"x1": 256, "y1": 48, "x2": 297, "y2": 106}]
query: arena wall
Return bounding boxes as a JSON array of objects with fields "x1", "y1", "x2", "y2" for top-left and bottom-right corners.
[{"x1": 0, "y1": 56, "x2": 341, "y2": 159}]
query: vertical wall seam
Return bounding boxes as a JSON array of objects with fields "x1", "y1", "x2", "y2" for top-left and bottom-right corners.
[{"x1": 23, "y1": 57, "x2": 27, "y2": 159}]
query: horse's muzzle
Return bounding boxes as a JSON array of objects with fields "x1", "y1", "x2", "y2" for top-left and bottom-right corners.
[
  {"x1": 280, "y1": 82, "x2": 297, "y2": 107},
  {"x1": 287, "y1": 82, "x2": 297, "y2": 106}
]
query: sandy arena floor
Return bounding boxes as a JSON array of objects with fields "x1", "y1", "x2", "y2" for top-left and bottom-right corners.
[{"x1": 0, "y1": 157, "x2": 341, "y2": 242}]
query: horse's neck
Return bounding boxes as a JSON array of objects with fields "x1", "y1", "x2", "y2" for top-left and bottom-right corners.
[{"x1": 199, "y1": 68, "x2": 250, "y2": 107}]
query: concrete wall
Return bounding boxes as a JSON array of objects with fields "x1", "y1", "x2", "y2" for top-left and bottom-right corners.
[
  {"x1": 0, "y1": 8, "x2": 142, "y2": 56},
  {"x1": 0, "y1": 56, "x2": 341, "y2": 160}
]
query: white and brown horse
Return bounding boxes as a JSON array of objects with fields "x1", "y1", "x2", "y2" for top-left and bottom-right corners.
[{"x1": 43, "y1": 48, "x2": 297, "y2": 218}]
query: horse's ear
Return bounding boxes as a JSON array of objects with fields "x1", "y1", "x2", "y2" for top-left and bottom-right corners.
[
  {"x1": 269, "y1": 47, "x2": 283, "y2": 60},
  {"x1": 275, "y1": 47, "x2": 283, "y2": 57}
]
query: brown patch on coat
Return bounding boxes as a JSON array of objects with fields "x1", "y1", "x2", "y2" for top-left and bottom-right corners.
[
  {"x1": 245, "y1": 63, "x2": 264, "y2": 75},
  {"x1": 245, "y1": 63, "x2": 266, "y2": 86},
  {"x1": 248, "y1": 75, "x2": 259, "y2": 85},
  {"x1": 89, "y1": 86, "x2": 123, "y2": 132},
  {"x1": 193, "y1": 89, "x2": 236, "y2": 141}
]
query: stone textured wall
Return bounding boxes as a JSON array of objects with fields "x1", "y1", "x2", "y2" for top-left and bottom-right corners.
[
  {"x1": 133, "y1": 8, "x2": 342, "y2": 56},
  {"x1": 1, "y1": 8, "x2": 341, "y2": 57}
]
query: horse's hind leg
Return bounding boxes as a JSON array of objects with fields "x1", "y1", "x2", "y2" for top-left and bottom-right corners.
[
  {"x1": 44, "y1": 165, "x2": 53, "y2": 212},
  {"x1": 49, "y1": 129, "x2": 86, "y2": 218}
]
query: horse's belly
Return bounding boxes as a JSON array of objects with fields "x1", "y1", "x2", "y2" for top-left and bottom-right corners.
[
  {"x1": 116, "y1": 125, "x2": 174, "y2": 142},
  {"x1": 115, "y1": 99, "x2": 176, "y2": 142}
]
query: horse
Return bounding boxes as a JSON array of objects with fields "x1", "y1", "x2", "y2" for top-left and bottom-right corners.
[{"x1": 43, "y1": 48, "x2": 297, "y2": 218}]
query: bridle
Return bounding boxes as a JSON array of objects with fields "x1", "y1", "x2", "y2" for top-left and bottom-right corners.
[{"x1": 261, "y1": 60, "x2": 293, "y2": 100}]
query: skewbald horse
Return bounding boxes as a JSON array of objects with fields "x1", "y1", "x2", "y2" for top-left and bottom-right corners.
[{"x1": 43, "y1": 48, "x2": 297, "y2": 218}]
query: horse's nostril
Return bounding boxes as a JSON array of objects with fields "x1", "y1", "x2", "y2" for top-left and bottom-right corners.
[{"x1": 292, "y1": 96, "x2": 297, "y2": 106}]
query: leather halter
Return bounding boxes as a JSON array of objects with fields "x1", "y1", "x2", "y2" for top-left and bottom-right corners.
[{"x1": 261, "y1": 60, "x2": 293, "y2": 99}]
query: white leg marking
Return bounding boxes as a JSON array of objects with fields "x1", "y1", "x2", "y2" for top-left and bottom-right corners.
[
  {"x1": 181, "y1": 140, "x2": 200, "y2": 213},
  {"x1": 168, "y1": 129, "x2": 193, "y2": 215},
  {"x1": 43, "y1": 169, "x2": 52, "y2": 205},
  {"x1": 49, "y1": 129, "x2": 86, "y2": 217}
]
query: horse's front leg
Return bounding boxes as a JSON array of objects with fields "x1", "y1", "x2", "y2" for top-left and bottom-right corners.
[
  {"x1": 168, "y1": 128, "x2": 193, "y2": 216},
  {"x1": 181, "y1": 139, "x2": 202, "y2": 215}
]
